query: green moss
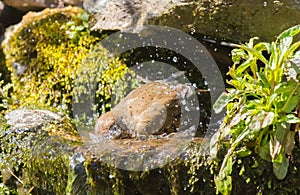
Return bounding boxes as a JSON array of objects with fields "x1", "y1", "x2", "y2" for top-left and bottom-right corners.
[
  {"x1": 70, "y1": 138, "x2": 300, "y2": 194},
  {"x1": 2, "y1": 7, "x2": 135, "y2": 116},
  {"x1": 0, "y1": 111, "x2": 82, "y2": 194}
]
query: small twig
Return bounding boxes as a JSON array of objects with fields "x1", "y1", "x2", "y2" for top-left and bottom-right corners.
[
  {"x1": 7, "y1": 166, "x2": 24, "y2": 185},
  {"x1": 28, "y1": 186, "x2": 35, "y2": 194},
  {"x1": 196, "y1": 89, "x2": 210, "y2": 93}
]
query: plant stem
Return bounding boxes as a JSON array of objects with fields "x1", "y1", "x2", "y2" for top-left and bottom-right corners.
[{"x1": 219, "y1": 128, "x2": 250, "y2": 172}]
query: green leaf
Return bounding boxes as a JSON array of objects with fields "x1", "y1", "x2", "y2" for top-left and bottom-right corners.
[
  {"x1": 238, "y1": 45, "x2": 268, "y2": 65},
  {"x1": 235, "y1": 58, "x2": 255, "y2": 76},
  {"x1": 210, "y1": 131, "x2": 221, "y2": 159},
  {"x1": 249, "y1": 111, "x2": 274, "y2": 131},
  {"x1": 281, "y1": 95, "x2": 299, "y2": 113},
  {"x1": 285, "y1": 131, "x2": 296, "y2": 155},
  {"x1": 257, "y1": 135, "x2": 272, "y2": 161},
  {"x1": 277, "y1": 24, "x2": 300, "y2": 40},
  {"x1": 215, "y1": 156, "x2": 233, "y2": 195},
  {"x1": 78, "y1": 12, "x2": 89, "y2": 21},
  {"x1": 279, "y1": 36, "x2": 293, "y2": 55},
  {"x1": 230, "y1": 111, "x2": 250, "y2": 127},
  {"x1": 232, "y1": 48, "x2": 247, "y2": 64},
  {"x1": 273, "y1": 67, "x2": 283, "y2": 83},
  {"x1": 274, "y1": 82, "x2": 290, "y2": 94},
  {"x1": 247, "y1": 37, "x2": 259, "y2": 48},
  {"x1": 257, "y1": 72, "x2": 270, "y2": 88},
  {"x1": 235, "y1": 147, "x2": 252, "y2": 157},
  {"x1": 83, "y1": 21, "x2": 89, "y2": 28},
  {"x1": 75, "y1": 25, "x2": 85, "y2": 31},
  {"x1": 280, "y1": 114, "x2": 300, "y2": 123},
  {"x1": 215, "y1": 174, "x2": 232, "y2": 195},
  {"x1": 254, "y1": 42, "x2": 271, "y2": 53},
  {"x1": 262, "y1": 112, "x2": 275, "y2": 128},
  {"x1": 273, "y1": 151, "x2": 289, "y2": 180},
  {"x1": 275, "y1": 122, "x2": 289, "y2": 144},
  {"x1": 224, "y1": 156, "x2": 233, "y2": 175},
  {"x1": 249, "y1": 115, "x2": 263, "y2": 131},
  {"x1": 269, "y1": 42, "x2": 279, "y2": 70},
  {"x1": 267, "y1": 93, "x2": 277, "y2": 108},
  {"x1": 213, "y1": 92, "x2": 237, "y2": 113}
]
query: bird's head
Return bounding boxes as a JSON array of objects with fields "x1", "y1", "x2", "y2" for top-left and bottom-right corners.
[{"x1": 95, "y1": 111, "x2": 116, "y2": 136}]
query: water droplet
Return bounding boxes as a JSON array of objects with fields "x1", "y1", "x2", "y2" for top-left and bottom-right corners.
[
  {"x1": 185, "y1": 106, "x2": 190, "y2": 112},
  {"x1": 190, "y1": 28, "x2": 196, "y2": 35},
  {"x1": 263, "y1": 1, "x2": 267, "y2": 6},
  {"x1": 173, "y1": 56, "x2": 178, "y2": 62}
]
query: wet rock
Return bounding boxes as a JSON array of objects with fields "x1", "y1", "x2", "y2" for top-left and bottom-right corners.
[
  {"x1": 3, "y1": 0, "x2": 83, "y2": 11},
  {"x1": 95, "y1": 80, "x2": 197, "y2": 139},
  {"x1": 87, "y1": 0, "x2": 300, "y2": 42},
  {"x1": 5, "y1": 108, "x2": 62, "y2": 129},
  {"x1": 72, "y1": 137, "x2": 300, "y2": 194},
  {"x1": 0, "y1": 108, "x2": 81, "y2": 194},
  {"x1": 1, "y1": 108, "x2": 300, "y2": 194}
]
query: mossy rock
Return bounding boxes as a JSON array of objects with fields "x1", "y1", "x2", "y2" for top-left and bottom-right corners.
[
  {"x1": 1, "y1": 6, "x2": 134, "y2": 116},
  {"x1": 0, "y1": 108, "x2": 82, "y2": 194},
  {"x1": 1, "y1": 109, "x2": 299, "y2": 194},
  {"x1": 71, "y1": 138, "x2": 300, "y2": 194}
]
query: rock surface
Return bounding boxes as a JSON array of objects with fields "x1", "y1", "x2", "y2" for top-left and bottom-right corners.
[
  {"x1": 0, "y1": 108, "x2": 81, "y2": 194},
  {"x1": 3, "y1": 0, "x2": 83, "y2": 11},
  {"x1": 1, "y1": 109, "x2": 300, "y2": 194},
  {"x1": 71, "y1": 137, "x2": 300, "y2": 194},
  {"x1": 87, "y1": 0, "x2": 300, "y2": 42}
]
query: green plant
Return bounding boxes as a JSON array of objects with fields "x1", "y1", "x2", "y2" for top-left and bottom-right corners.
[
  {"x1": 210, "y1": 25, "x2": 300, "y2": 194},
  {"x1": 61, "y1": 12, "x2": 90, "y2": 41}
]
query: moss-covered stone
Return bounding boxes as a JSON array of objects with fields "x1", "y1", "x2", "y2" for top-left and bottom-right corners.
[
  {"x1": 0, "y1": 108, "x2": 82, "y2": 194},
  {"x1": 71, "y1": 138, "x2": 300, "y2": 194},
  {"x1": 1, "y1": 109, "x2": 299, "y2": 194},
  {"x1": 1, "y1": 6, "x2": 134, "y2": 116}
]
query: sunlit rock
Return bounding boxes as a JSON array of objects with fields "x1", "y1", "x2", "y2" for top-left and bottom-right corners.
[{"x1": 87, "y1": 0, "x2": 300, "y2": 42}]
